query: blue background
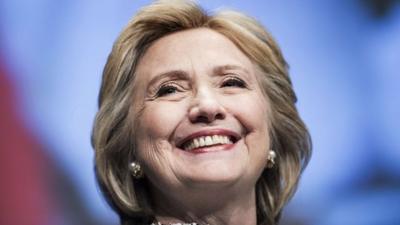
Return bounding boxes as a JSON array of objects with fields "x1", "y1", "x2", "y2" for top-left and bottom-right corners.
[{"x1": 1, "y1": 0, "x2": 399, "y2": 224}]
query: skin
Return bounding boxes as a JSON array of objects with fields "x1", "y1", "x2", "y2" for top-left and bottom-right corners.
[{"x1": 133, "y1": 28, "x2": 270, "y2": 225}]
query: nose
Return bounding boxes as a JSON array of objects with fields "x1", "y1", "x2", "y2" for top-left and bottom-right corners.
[{"x1": 188, "y1": 87, "x2": 226, "y2": 124}]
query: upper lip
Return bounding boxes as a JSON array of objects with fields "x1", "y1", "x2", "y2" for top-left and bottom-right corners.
[{"x1": 176, "y1": 128, "x2": 241, "y2": 149}]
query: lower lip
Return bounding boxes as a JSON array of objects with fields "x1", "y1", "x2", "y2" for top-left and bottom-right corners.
[{"x1": 183, "y1": 143, "x2": 236, "y2": 154}]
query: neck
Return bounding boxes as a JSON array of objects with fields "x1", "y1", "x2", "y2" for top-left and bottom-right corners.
[{"x1": 153, "y1": 185, "x2": 258, "y2": 225}]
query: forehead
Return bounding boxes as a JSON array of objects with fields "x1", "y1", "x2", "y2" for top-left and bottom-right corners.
[{"x1": 135, "y1": 28, "x2": 256, "y2": 81}]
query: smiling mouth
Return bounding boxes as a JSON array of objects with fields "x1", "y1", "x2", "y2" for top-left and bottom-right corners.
[{"x1": 180, "y1": 135, "x2": 238, "y2": 152}]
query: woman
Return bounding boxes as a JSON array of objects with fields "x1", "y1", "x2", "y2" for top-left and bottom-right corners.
[{"x1": 92, "y1": 1, "x2": 311, "y2": 225}]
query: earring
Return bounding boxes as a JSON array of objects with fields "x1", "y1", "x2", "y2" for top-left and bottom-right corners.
[
  {"x1": 129, "y1": 162, "x2": 144, "y2": 178},
  {"x1": 266, "y1": 150, "x2": 276, "y2": 168}
]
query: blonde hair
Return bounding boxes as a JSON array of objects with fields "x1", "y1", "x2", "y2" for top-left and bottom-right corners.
[{"x1": 92, "y1": 1, "x2": 311, "y2": 224}]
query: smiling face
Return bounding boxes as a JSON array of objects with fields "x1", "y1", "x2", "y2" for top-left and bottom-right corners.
[{"x1": 133, "y1": 28, "x2": 270, "y2": 202}]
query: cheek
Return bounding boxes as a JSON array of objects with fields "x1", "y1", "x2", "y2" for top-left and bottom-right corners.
[
  {"x1": 134, "y1": 101, "x2": 187, "y2": 163},
  {"x1": 226, "y1": 92, "x2": 269, "y2": 132},
  {"x1": 138, "y1": 102, "x2": 186, "y2": 140},
  {"x1": 226, "y1": 93, "x2": 270, "y2": 161}
]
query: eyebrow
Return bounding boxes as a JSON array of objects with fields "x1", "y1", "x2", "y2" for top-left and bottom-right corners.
[
  {"x1": 147, "y1": 64, "x2": 251, "y2": 89},
  {"x1": 147, "y1": 70, "x2": 189, "y2": 89},
  {"x1": 212, "y1": 64, "x2": 251, "y2": 76}
]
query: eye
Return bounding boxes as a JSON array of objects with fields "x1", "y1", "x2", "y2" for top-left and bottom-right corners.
[
  {"x1": 221, "y1": 77, "x2": 247, "y2": 88},
  {"x1": 156, "y1": 84, "x2": 180, "y2": 97}
]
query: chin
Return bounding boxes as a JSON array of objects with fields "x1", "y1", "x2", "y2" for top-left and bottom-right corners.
[{"x1": 178, "y1": 160, "x2": 247, "y2": 187}]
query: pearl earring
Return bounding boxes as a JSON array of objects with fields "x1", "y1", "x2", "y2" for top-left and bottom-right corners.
[
  {"x1": 267, "y1": 150, "x2": 276, "y2": 168},
  {"x1": 129, "y1": 162, "x2": 144, "y2": 178}
]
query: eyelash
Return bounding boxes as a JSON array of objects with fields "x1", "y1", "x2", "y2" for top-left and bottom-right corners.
[
  {"x1": 155, "y1": 83, "x2": 180, "y2": 97},
  {"x1": 155, "y1": 76, "x2": 247, "y2": 98},
  {"x1": 221, "y1": 77, "x2": 247, "y2": 88}
]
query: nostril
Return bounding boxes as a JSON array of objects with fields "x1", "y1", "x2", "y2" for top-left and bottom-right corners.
[
  {"x1": 215, "y1": 112, "x2": 225, "y2": 120},
  {"x1": 191, "y1": 111, "x2": 225, "y2": 124},
  {"x1": 194, "y1": 114, "x2": 212, "y2": 123},
  {"x1": 188, "y1": 96, "x2": 227, "y2": 123}
]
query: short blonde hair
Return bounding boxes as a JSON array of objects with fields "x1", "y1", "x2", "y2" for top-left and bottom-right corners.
[{"x1": 92, "y1": 1, "x2": 311, "y2": 224}]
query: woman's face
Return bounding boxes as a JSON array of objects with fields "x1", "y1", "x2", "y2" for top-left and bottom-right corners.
[{"x1": 133, "y1": 28, "x2": 270, "y2": 197}]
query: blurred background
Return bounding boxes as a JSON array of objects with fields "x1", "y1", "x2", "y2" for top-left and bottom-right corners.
[{"x1": 1, "y1": 0, "x2": 399, "y2": 225}]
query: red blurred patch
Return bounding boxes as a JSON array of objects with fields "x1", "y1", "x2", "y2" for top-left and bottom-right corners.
[{"x1": 0, "y1": 58, "x2": 57, "y2": 225}]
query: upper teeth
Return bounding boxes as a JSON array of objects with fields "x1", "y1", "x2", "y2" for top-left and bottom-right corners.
[{"x1": 183, "y1": 135, "x2": 233, "y2": 151}]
